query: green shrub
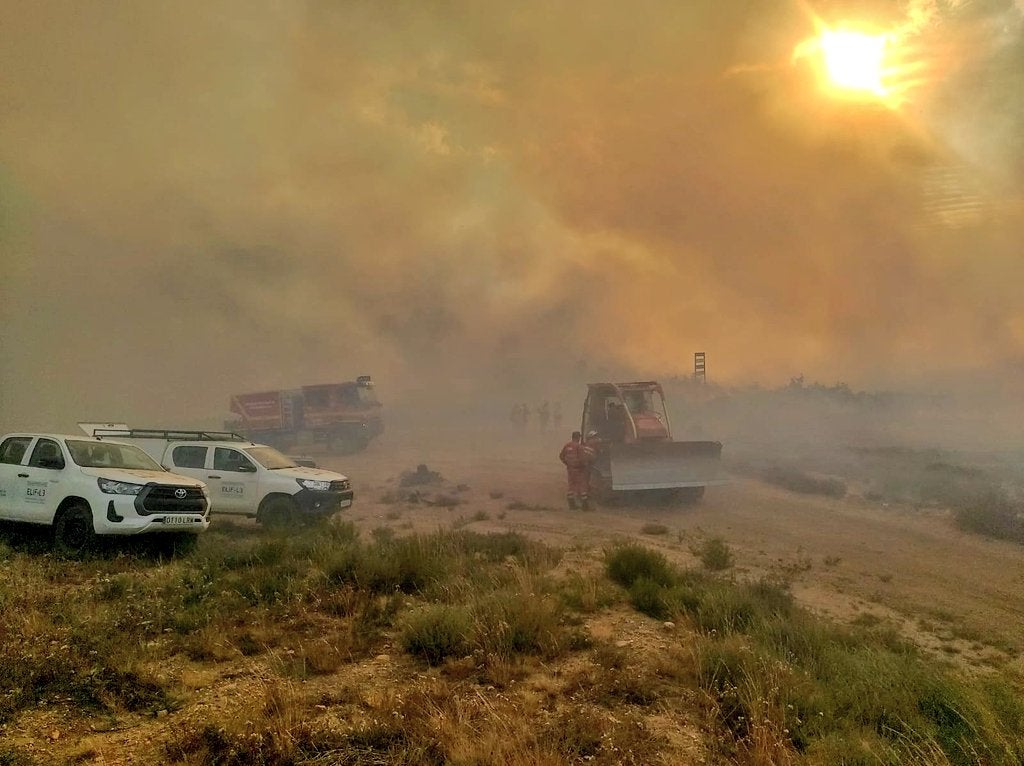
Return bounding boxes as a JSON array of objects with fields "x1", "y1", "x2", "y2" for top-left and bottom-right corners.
[
  {"x1": 559, "y1": 572, "x2": 618, "y2": 613},
  {"x1": 323, "y1": 536, "x2": 447, "y2": 594},
  {"x1": 696, "y1": 538, "x2": 733, "y2": 571},
  {"x1": 470, "y1": 591, "x2": 563, "y2": 658},
  {"x1": 694, "y1": 584, "x2": 760, "y2": 634},
  {"x1": 455, "y1": 530, "x2": 560, "y2": 568},
  {"x1": 399, "y1": 605, "x2": 470, "y2": 665},
  {"x1": 629, "y1": 577, "x2": 672, "y2": 619},
  {"x1": 605, "y1": 544, "x2": 675, "y2": 588}
]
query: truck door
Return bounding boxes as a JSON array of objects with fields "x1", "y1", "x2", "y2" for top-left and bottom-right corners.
[
  {"x1": 166, "y1": 443, "x2": 209, "y2": 501},
  {"x1": 0, "y1": 436, "x2": 33, "y2": 518},
  {"x1": 167, "y1": 445, "x2": 208, "y2": 480},
  {"x1": 209, "y1": 447, "x2": 258, "y2": 513},
  {"x1": 15, "y1": 438, "x2": 67, "y2": 523}
]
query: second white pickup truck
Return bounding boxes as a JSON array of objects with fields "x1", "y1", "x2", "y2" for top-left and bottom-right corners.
[{"x1": 84, "y1": 427, "x2": 354, "y2": 526}]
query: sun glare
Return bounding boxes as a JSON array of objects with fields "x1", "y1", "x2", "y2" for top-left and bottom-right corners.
[
  {"x1": 793, "y1": 24, "x2": 900, "y2": 103},
  {"x1": 820, "y1": 30, "x2": 888, "y2": 96}
]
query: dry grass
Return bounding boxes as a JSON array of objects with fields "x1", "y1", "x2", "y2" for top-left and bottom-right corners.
[{"x1": 3, "y1": 526, "x2": 1024, "y2": 765}]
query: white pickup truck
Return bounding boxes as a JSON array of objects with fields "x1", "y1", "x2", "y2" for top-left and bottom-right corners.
[
  {"x1": 0, "y1": 433, "x2": 210, "y2": 554},
  {"x1": 83, "y1": 427, "x2": 354, "y2": 526}
]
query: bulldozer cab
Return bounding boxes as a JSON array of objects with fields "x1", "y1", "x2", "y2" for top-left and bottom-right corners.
[{"x1": 582, "y1": 382, "x2": 670, "y2": 444}]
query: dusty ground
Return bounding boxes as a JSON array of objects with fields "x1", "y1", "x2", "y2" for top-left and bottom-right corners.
[
  {"x1": 332, "y1": 425, "x2": 1024, "y2": 663},
  {"x1": 6, "y1": 423, "x2": 1024, "y2": 763}
]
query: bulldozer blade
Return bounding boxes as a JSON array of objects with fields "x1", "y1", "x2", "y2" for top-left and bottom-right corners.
[{"x1": 609, "y1": 441, "x2": 724, "y2": 491}]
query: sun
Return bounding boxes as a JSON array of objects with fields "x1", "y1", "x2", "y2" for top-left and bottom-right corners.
[
  {"x1": 820, "y1": 30, "x2": 888, "y2": 96},
  {"x1": 794, "y1": 26, "x2": 895, "y2": 102}
]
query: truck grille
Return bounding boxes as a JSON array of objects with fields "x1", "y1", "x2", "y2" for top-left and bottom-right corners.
[
  {"x1": 135, "y1": 485, "x2": 208, "y2": 516},
  {"x1": 330, "y1": 480, "x2": 351, "y2": 492}
]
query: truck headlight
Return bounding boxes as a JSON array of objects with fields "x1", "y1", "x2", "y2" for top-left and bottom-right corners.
[
  {"x1": 297, "y1": 478, "x2": 331, "y2": 492},
  {"x1": 98, "y1": 478, "x2": 144, "y2": 495}
]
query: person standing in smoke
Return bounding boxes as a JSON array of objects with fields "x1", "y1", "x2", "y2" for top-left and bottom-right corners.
[
  {"x1": 538, "y1": 401, "x2": 550, "y2": 430},
  {"x1": 552, "y1": 402, "x2": 562, "y2": 430},
  {"x1": 559, "y1": 430, "x2": 595, "y2": 510}
]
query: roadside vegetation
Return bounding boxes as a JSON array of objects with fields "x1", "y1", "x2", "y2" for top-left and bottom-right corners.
[
  {"x1": 1, "y1": 524, "x2": 1022, "y2": 764},
  {"x1": 606, "y1": 543, "x2": 1024, "y2": 765}
]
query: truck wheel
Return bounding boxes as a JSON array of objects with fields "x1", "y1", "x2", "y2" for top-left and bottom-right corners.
[
  {"x1": 259, "y1": 496, "x2": 297, "y2": 529},
  {"x1": 54, "y1": 502, "x2": 96, "y2": 557}
]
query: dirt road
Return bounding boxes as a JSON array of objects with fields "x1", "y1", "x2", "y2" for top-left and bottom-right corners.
[{"x1": 324, "y1": 425, "x2": 1024, "y2": 663}]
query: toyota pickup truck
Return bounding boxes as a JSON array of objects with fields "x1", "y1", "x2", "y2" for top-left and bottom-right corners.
[
  {"x1": 83, "y1": 427, "x2": 354, "y2": 526},
  {"x1": 0, "y1": 433, "x2": 210, "y2": 554}
]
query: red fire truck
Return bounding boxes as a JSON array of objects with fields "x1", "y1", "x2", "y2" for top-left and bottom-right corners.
[{"x1": 228, "y1": 376, "x2": 383, "y2": 453}]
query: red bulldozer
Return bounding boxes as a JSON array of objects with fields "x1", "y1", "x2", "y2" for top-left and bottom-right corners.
[{"x1": 581, "y1": 381, "x2": 723, "y2": 503}]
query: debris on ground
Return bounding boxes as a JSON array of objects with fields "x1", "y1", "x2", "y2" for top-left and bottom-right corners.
[{"x1": 399, "y1": 463, "x2": 444, "y2": 487}]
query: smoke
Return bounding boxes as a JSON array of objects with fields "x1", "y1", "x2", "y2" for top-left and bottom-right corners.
[{"x1": 0, "y1": 0, "x2": 1022, "y2": 430}]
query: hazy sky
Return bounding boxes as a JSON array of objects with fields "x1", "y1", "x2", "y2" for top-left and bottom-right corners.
[{"x1": 1, "y1": 0, "x2": 1022, "y2": 428}]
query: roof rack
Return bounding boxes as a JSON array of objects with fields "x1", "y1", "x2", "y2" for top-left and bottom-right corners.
[{"x1": 92, "y1": 428, "x2": 252, "y2": 443}]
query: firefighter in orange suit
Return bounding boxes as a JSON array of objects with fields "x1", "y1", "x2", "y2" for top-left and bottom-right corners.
[{"x1": 559, "y1": 431, "x2": 596, "y2": 510}]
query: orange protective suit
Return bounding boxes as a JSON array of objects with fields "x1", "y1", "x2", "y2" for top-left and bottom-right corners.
[{"x1": 559, "y1": 439, "x2": 595, "y2": 509}]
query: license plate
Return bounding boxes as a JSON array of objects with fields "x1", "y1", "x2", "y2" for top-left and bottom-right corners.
[
  {"x1": 163, "y1": 516, "x2": 195, "y2": 525},
  {"x1": 339, "y1": 499, "x2": 352, "y2": 509}
]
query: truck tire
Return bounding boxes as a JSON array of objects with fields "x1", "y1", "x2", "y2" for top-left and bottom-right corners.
[
  {"x1": 259, "y1": 495, "x2": 297, "y2": 529},
  {"x1": 54, "y1": 502, "x2": 96, "y2": 557}
]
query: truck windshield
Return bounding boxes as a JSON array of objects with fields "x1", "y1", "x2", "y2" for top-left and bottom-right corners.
[
  {"x1": 622, "y1": 390, "x2": 658, "y2": 415},
  {"x1": 67, "y1": 440, "x2": 164, "y2": 471},
  {"x1": 245, "y1": 446, "x2": 297, "y2": 470}
]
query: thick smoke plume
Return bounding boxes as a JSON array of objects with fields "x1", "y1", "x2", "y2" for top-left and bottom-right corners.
[{"x1": 1, "y1": 0, "x2": 1022, "y2": 430}]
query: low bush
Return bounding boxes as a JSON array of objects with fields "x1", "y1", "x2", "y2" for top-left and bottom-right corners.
[
  {"x1": 629, "y1": 576, "x2": 673, "y2": 619},
  {"x1": 696, "y1": 537, "x2": 733, "y2": 571},
  {"x1": 400, "y1": 605, "x2": 471, "y2": 664},
  {"x1": 605, "y1": 543, "x2": 676, "y2": 588},
  {"x1": 470, "y1": 590, "x2": 564, "y2": 659},
  {"x1": 559, "y1": 572, "x2": 619, "y2": 613}
]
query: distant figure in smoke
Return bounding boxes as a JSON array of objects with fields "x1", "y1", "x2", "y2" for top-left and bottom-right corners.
[
  {"x1": 552, "y1": 402, "x2": 562, "y2": 430},
  {"x1": 520, "y1": 403, "x2": 530, "y2": 428},
  {"x1": 538, "y1": 401, "x2": 550, "y2": 430},
  {"x1": 559, "y1": 430, "x2": 595, "y2": 510}
]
